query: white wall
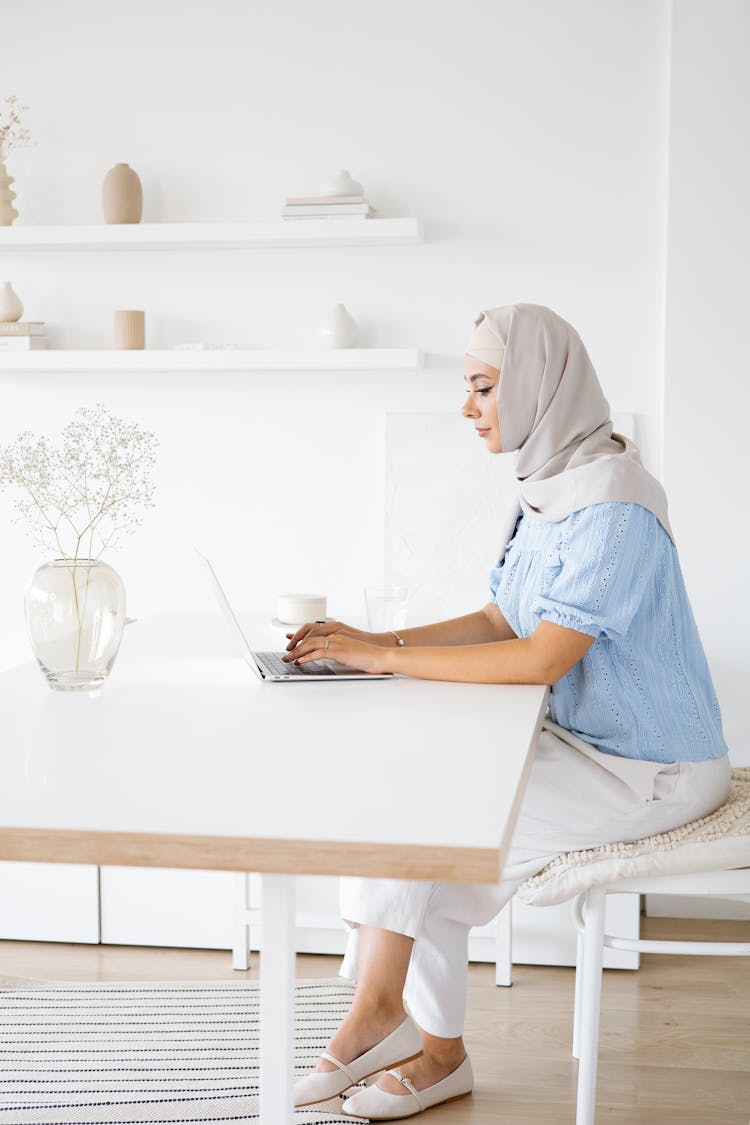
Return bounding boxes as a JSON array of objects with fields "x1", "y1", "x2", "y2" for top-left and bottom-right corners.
[
  {"x1": 1, "y1": 0, "x2": 670, "y2": 668},
  {"x1": 5, "y1": 0, "x2": 747, "y2": 766},
  {"x1": 663, "y1": 0, "x2": 750, "y2": 764}
]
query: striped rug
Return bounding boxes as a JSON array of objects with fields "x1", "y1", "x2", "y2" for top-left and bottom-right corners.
[{"x1": 0, "y1": 978, "x2": 369, "y2": 1124}]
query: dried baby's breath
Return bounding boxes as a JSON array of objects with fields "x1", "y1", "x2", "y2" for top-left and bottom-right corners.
[
  {"x1": 0, "y1": 95, "x2": 33, "y2": 162},
  {"x1": 0, "y1": 403, "x2": 158, "y2": 562}
]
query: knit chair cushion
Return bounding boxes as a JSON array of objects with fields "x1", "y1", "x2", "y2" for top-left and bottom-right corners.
[{"x1": 516, "y1": 767, "x2": 750, "y2": 907}]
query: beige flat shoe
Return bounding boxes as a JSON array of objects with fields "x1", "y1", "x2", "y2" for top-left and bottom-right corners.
[
  {"x1": 293, "y1": 1012, "x2": 423, "y2": 1108},
  {"x1": 341, "y1": 1054, "x2": 473, "y2": 1120}
]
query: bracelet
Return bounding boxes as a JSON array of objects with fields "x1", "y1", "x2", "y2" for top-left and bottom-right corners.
[{"x1": 390, "y1": 630, "x2": 405, "y2": 647}]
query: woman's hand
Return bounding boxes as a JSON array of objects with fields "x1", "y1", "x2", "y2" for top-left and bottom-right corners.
[
  {"x1": 282, "y1": 623, "x2": 393, "y2": 674},
  {"x1": 284, "y1": 619, "x2": 365, "y2": 651},
  {"x1": 285, "y1": 619, "x2": 398, "y2": 651}
]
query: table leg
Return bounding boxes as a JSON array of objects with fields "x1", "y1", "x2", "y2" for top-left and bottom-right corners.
[{"x1": 259, "y1": 873, "x2": 296, "y2": 1123}]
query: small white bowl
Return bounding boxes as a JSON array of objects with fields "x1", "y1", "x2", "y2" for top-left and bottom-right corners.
[
  {"x1": 277, "y1": 593, "x2": 327, "y2": 624},
  {"x1": 270, "y1": 616, "x2": 333, "y2": 630}
]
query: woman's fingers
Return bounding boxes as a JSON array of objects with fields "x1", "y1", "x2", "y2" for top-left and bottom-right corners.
[
  {"x1": 282, "y1": 634, "x2": 388, "y2": 675},
  {"x1": 285, "y1": 621, "x2": 318, "y2": 649},
  {"x1": 282, "y1": 635, "x2": 326, "y2": 663},
  {"x1": 284, "y1": 624, "x2": 328, "y2": 654},
  {"x1": 285, "y1": 619, "x2": 351, "y2": 651},
  {"x1": 282, "y1": 630, "x2": 350, "y2": 663}
]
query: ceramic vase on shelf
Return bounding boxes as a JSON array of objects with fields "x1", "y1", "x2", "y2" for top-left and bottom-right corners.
[
  {"x1": 102, "y1": 162, "x2": 143, "y2": 224},
  {"x1": 114, "y1": 309, "x2": 145, "y2": 349},
  {"x1": 0, "y1": 281, "x2": 23, "y2": 321},
  {"x1": 0, "y1": 162, "x2": 19, "y2": 226},
  {"x1": 24, "y1": 558, "x2": 126, "y2": 691},
  {"x1": 319, "y1": 169, "x2": 364, "y2": 197},
  {"x1": 317, "y1": 303, "x2": 358, "y2": 348}
]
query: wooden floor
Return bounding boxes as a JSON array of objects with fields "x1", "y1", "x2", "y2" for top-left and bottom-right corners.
[{"x1": 1, "y1": 915, "x2": 749, "y2": 1124}]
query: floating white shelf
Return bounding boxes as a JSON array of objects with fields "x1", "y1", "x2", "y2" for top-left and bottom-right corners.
[
  {"x1": 0, "y1": 219, "x2": 423, "y2": 250},
  {"x1": 0, "y1": 348, "x2": 423, "y2": 373}
]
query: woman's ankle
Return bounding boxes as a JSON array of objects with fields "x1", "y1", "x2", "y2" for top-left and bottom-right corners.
[
  {"x1": 350, "y1": 996, "x2": 407, "y2": 1028},
  {"x1": 314, "y1": 1004, "x2": 409, "y2": 1072},
  {"x1": 419, "y1": 1033, "x2": 465, "y2": 1067}
]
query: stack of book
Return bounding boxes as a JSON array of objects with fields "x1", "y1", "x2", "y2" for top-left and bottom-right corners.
[
  {"x1": 0, "y1": 322, "x2": 47, "y2": 350},
  {"x1": 281, "y1": 194, "x2": 376, "y2": 221}
]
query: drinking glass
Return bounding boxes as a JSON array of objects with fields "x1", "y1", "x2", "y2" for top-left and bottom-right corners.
[{"x1": 364, "y1": 584, "x2": 408, "y2": 632}]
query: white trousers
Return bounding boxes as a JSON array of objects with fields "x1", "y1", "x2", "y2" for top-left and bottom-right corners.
[{"x1": 339, "y1": 720, "x2": 732, "y2": 1038}]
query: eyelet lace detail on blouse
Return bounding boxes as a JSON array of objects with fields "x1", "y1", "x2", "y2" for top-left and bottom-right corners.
[{"x1": 488, "y1": 502, "x2": 728, "y2": 763}]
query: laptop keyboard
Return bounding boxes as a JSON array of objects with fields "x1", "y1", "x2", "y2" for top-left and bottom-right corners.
[{"x1": 256, "y1": 651, "x2": 336, "y2": 677}]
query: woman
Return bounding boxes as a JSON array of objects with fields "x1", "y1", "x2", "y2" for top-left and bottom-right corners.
[{"x1": 284, "y1": 303, "x2": 730, "y2": 1120}]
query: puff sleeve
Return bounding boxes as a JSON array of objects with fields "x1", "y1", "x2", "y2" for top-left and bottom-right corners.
[{"x1": 530, "y1": 503, "x2": 663, "y2": 640}]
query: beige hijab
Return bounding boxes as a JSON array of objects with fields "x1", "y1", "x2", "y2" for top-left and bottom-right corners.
[{"x1": 467, "y1": 303, "x2": 674, "y2": 546}]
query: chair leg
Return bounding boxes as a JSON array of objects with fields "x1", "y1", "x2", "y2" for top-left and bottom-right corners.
[
  {"x1": 495, "y1": 901, "x2": 513, "y2": 987},
  {"x1": 576, "y1": 888, "x2": 606, "y2": 1125},
  {"x1": 572, "y1": 900, "x2": 584, "y2": 1059},
  {"x1": 233, "y1": 872, "x2": 252, "y2": 971}
]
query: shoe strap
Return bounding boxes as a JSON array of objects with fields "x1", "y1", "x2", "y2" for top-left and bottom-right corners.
[
  {"x1": 388, "y1": 1069, "x2": 424, "y2": 1111},
  {"x1": 320, "y1": 1051, "x2": 357, "y2": 1086}
]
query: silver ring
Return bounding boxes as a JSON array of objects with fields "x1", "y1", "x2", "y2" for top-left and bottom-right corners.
[
  {"x1": 315, "y1": 619, "x2": 326, "y2": 625},
  {"x1": 324, "y1": 637, "x2": 330, "y2": 651}
]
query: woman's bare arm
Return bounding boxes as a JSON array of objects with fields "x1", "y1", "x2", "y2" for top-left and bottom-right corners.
[
  {"x1": 286, "y1": 604, "x2": 514, "y2": 654},
  {"x1": 381, "y1": 620, "x2": 594, "y2": 685},
  {"x1": 370, "y1": 603, "x2": 517, "y2": 647},
  {"x1": 286, "y1": 614, "x2": 593, "y2": 684}
]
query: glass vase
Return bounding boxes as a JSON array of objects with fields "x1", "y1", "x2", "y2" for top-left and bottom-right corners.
[{"x1": 24, "y1": 559, "x2": 126, "y2": 691}]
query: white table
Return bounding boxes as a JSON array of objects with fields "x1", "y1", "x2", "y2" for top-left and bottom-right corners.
[{"x1": 0, "y1": 613, "x2": 549, "y2": 1121}]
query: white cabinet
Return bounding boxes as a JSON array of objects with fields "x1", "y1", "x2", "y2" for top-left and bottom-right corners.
[
  {"x1": 0, "y1": 864, "x2": 638, "y2": 970},
  {"x1": 0, "y1": 861, "x2": 99, "y2": 943},
  {"x1": 99, "y1": 867, "x2": 236, "y2": 949}
]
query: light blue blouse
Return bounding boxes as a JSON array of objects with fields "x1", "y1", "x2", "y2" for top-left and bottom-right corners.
[{"x1": 489, "y1": 502, "x2": 728, "y2": 762}]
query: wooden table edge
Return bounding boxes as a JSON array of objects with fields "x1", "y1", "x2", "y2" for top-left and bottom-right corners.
[{"x1": 0, "y1": 826, "x2": 503, "y2": 883}]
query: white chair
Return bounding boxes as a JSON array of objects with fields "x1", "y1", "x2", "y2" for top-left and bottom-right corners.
[
  {"x1": 571, "y1": 867, "x2": 750, "y2": 1125},
  {"x1": 515, "y1": 766, "x2": 750, "y2": 1125}
]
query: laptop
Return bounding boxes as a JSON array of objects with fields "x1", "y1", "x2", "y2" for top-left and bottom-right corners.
[{"x1": 199, "y1": 552, "x2": 395, "y2": 682}]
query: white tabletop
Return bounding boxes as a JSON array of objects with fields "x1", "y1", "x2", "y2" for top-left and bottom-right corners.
[{"x1": 0, "y1": 614, "x2": 548, "y2": 883}]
